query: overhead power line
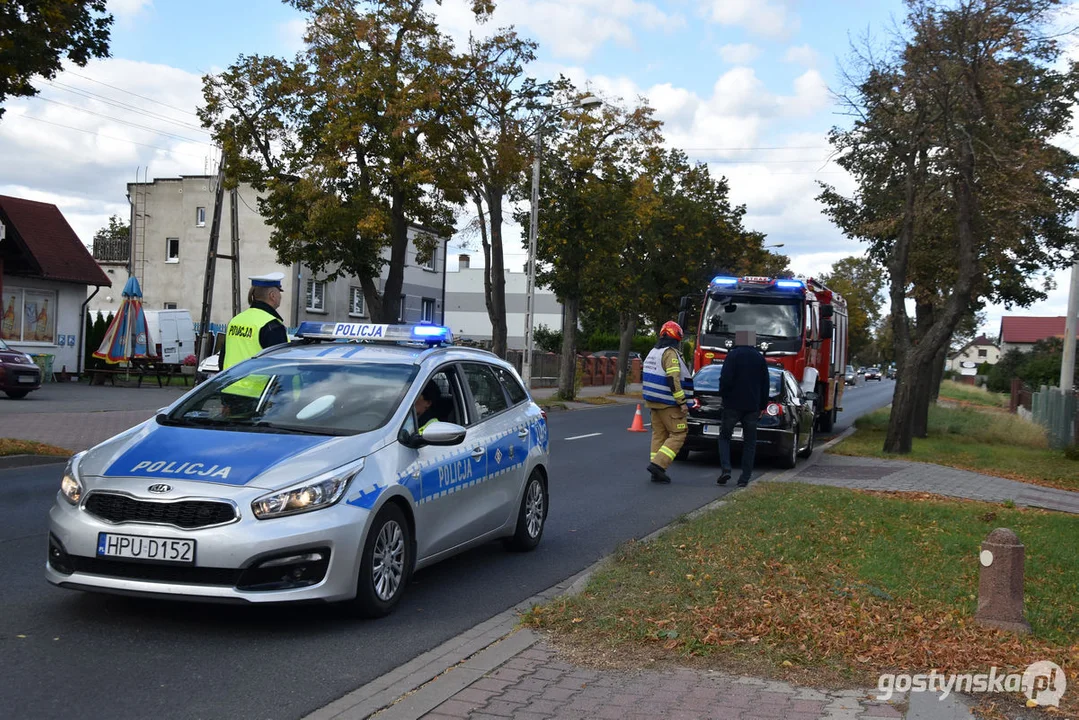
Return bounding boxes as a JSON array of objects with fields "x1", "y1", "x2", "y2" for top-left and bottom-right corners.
[
  {"x1": 5, "y1": 113, "x2": 215, "y2": 159},
  {"x1": 63, "y1": 70, "x2": 202, "y2": 119},
  {"x1": 28, "y1": 95, "x2": 213, "y2": 146},
  {"x1": 46, "y1": 80, "x2": 211, "y2": 135}
]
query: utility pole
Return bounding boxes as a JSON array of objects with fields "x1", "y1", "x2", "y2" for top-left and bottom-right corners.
[
  {"x1": 228, "y1": 187, "x2": 241, "y2": 317},
  {"x1": 1060, "y1": 254, "x2": 1078, "y2": 393},
  {"x1": 197, "y1": 162, "x2": 227, "y2": 360}
]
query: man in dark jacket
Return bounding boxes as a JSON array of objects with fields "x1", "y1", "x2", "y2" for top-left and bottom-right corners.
[{"x1": 718, "y1": 328, "x2": 770, "y2": 487}]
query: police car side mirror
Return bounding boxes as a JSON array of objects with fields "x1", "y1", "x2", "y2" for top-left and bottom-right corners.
[{"x1": 419, "y1": 422, "x2": 467, "y2": 447}]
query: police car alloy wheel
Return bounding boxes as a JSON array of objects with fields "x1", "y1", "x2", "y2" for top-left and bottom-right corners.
[
  {"x1": 505, "y1": 470, "x2": 547, "y2": 552},
  {"x1": 353, "y1": 503, "x2": 413, "y2": 617}
]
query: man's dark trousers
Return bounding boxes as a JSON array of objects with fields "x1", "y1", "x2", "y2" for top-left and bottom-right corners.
[{"x1": 718, "y1": 408, "x2": 759, "y2": 484}]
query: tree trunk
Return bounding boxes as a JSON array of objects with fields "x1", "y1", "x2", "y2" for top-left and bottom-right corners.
[
  {"x1": 487, "y1": 187, "x2": 508, "y2": 358},
  {"x1": 611, "y1": 311, "x2": 636, "y2": 394},
  {"x1": 911, "y1": 300, "x2": 936, "y2": 439},
  {"x1": 360, "y1": 276, "x2": 382, "y2": 323},
  {"x1": 929, "y1": 343, "x2": 947, "y2": 402},
  {"x1": 378, "y1": 190, "x2": 408, "y2": 324},
  {"x1": 558, "y1": 295, "x2": 580, "y2": 400}
]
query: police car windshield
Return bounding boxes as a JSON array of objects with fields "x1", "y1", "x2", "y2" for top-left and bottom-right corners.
[
  {"x1": 164, "y1": 359, "x2": 419, "y2": 436},
  {"x1": 702, "y1": 295, "x2": 801, "y2": 340}
]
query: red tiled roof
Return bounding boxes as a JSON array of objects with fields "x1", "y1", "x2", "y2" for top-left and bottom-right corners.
[
  {"x1": 0, "y1": 195, "x2": 110, "y2": 286},
  {"x1": 999, "y1": 316, "x2": 1077, "y2": 344}
]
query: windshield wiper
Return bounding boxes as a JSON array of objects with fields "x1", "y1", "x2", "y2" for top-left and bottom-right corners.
[
  {"x1": 250, "y1": 421, "x2": 352, "y2": 436},
  {"x1": 157, "y1": 414, "x2": 276, "y2": 432}
]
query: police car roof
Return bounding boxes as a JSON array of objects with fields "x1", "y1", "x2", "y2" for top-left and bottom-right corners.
[{"x1": 260, "y1": 340, "x2": 499, "y2": 367}]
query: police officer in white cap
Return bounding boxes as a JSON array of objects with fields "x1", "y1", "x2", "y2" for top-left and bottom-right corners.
[{"x1": 219, "y1": 272, "x2": 289, "y2": 371}]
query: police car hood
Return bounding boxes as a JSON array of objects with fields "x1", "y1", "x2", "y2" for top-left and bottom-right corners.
[{"x1": 78, "y1": 418, "x2": 366, "y2": 490}]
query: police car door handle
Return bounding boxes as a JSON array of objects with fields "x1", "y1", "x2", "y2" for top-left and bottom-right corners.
[{"x1": 471, "y1": 446, "x2": 485, "y2": 459}]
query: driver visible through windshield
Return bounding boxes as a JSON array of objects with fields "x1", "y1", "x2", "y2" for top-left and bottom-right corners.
[
  {"x1": 162, "y1": 359, "x2": 418, "y2": 436},
  {"x1": 702, "y1": 295, "x2": 802, "y2": 340}
]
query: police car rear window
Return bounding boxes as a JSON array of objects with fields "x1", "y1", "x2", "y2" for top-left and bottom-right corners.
[{"x1": 163, "y1": 359, "x2": 418, "y2": 436}]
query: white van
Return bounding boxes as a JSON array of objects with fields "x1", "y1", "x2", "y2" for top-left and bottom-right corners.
[{"x1": 143, "y1": 309, "x2": 197, "y2": 365}]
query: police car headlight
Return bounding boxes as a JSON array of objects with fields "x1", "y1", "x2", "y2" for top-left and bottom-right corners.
[
  {"x1": 60, "y1": 453, "x2": 85, "y2": 505},
  {"x1": 251, "y1": 459, "x2": 363, "y2": 519}
]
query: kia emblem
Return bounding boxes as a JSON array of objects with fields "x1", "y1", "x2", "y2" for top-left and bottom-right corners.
[{"x1": 147, "y1": 484, "x2": 172, "y2": 494}]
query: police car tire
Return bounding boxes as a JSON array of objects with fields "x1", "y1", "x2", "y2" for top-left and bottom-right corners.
[
  {"x1": 505, "y1": 471, "x2": 547, "y2": 552},
  {"x1": 351, "y1": 503, "x2": 413, "y2": 618}
]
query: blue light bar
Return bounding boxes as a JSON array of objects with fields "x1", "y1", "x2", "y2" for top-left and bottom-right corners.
[
  {"x1": 295, "y1": 322, "x2": 453, "y2": 345},
  {"x1": 711, "y1": 276, "x2": 738, "y2": 286},
  {"x1": 775, "y1": 280, "x2": 805, "y2": 289}
]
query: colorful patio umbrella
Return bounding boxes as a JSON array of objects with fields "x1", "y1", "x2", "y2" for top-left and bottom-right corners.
[{"x1": 94, "y1": 276, "x2": 150, "y2": 364}]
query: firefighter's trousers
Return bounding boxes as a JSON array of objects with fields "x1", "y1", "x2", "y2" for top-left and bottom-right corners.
[{"x1": 649, "y1": 405, "x2": 687, "y2": 470}]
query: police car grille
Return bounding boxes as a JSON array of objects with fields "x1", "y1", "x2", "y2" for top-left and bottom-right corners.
[
  {"x1": 85, "y1": 493, "x2": 237, "y2": 528},
  {"x1": 69, "y1": 556, "x2": 242, "y2": 586}
]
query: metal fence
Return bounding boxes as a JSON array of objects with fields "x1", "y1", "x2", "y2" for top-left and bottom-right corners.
[{"x1": 1030, "y1": 385, "x2": 1078, "y2": 449}]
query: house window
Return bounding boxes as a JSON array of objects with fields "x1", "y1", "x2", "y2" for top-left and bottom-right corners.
[
  {"x1": 1, "y1": 287, "x2": 57, "y2": 344},
  {"x1": 196, "y1": 207, "x2": 206, "y2": 227},
  {"x1": 977, "y1": 349, "x2": 987, "y2": 358},
  {"x1": 349, "y1": 287, "x2": 365, "y2": 317},
  {"x1": 306, "y1": 279, "x2": 326, "y2": 312},
  {"x1": 164, "y1": 302, "x2": 177, "y2": 310},
  {"x1": 398, "y1": 294, "x2": 407, "y2": 323},
  {"x1": 165, "y1": 237, "x2": 180, "y2": 263},
  {"x1": 420, "y1": 247, "x2": 437, "y2": 271},
  {"x1": 421, "y1": 297, "x2": 436, "y2": 323}
]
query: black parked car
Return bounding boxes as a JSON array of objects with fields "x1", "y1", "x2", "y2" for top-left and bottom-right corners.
[
  {"x1": 0, "y1": 337, "x2": 41, "y2": 399},
  {"x1": 681, "y1": 362, "x2": 816, "y2": 469}
]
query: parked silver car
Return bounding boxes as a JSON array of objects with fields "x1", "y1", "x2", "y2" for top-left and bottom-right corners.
[{"x1": 46, "y1": 323, "x2": 551, "y2": 617}]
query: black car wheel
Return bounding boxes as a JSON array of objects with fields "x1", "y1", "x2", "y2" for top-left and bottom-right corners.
[
  {"x1": 349, "y1": 503, "x2": 412, "y2": 618},
  {"x1": 505, "y1": 470, "x2": 547, "y2": 552},
  {"x1": 777, "y1": 426, "x2": 798, "y2": 469},
  {"x1": 798, "y1": 423, "x2": 815, "y2": 459}
]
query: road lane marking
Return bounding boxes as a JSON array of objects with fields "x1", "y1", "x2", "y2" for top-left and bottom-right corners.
[{"x1": 564, "y1": 432, "x2": 603, "y2": 441}]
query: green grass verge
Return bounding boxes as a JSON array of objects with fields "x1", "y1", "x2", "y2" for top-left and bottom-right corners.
[
  {"x1": 831, "y1": 405, "x2": 1079, "y2": 492},
  {"x1": 937, "y1": 380, "x2": 1008, "y2": 408},
  {"x1": 0, "y1": 439, "x2": 72, "y2": 457},
  {"x1": 525, "y1": 483, "x2": 1079, "y2": 701}
]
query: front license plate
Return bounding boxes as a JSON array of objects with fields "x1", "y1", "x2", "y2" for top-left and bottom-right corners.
[
  {"x1": 17, "y1": 375, "x2": 35, "y2": 384},
  {"x1": 97, "y1": 533, "x2": 195, "y2": 564}
]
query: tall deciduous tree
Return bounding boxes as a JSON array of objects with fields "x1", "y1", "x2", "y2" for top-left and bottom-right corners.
[
  {"x1": 200, "y1": 0, "x2": 494, "y2": 323},
  {"x1": 0, "y1": 0, "x2": 112, "y2": 118},
  {"x1": 518, "y1": 97, "x2": 662, "y2": 399},
  {"x1": 453, "y1": 31, "x2": 553, "y2": 358},
  {"x1": 818, "y1": 0, "x2": 1079, "y2": 454},
  {"x1": 817, "y1": 256, "x2": 885, "y2": 362}
]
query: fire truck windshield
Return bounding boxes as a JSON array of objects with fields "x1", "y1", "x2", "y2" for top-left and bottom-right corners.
[{"x1": 701, "y1": 295, "x2": 802, "y2": 340}]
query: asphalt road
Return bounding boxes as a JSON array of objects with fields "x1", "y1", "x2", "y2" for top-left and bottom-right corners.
[{"x1": 0, "y1": 380, "x2": 895, "y2": 720}]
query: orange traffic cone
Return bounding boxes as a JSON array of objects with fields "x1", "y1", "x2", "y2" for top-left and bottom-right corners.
[{"x1": 628, "y1": 404, "x2": 648, "y2": 432}]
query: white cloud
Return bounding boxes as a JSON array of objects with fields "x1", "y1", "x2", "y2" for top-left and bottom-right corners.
[
  {"x1": 718, "y1": 43, "x2": 760, "y2": 65},
  {"x1": 278, "y1": 19, "x2": 307, "y2": 57},
  {"x1": 0, "y1": 58, "x2": 214, "y2": 243},
  {"x1": 783, "y1": 44, "x2": 818, "y2": 67},
  {"x1": 107, "y1": 0, "x2": 152, "y2": 21},
  {"x1": 704, "y1": 0, "x2": 799, "y2": 39},
  {"x1": 429, "y1": 0, "x2": 684, "y2": 61}
]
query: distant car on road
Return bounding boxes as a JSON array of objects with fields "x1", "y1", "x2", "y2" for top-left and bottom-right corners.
[
  {"x1": 885, "y1": 365, "x2": 896, "y2": 379},
  {"x1": 844, "y1": 365, "x2": 858, "y2": 386},
  {"x1": 865, "y1": 367, "x2": 882, "y2": 381},
  {"x1": 0, "y1": 337, "x2": 41, "y2": 399}
]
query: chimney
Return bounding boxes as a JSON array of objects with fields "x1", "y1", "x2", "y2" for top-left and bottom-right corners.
[{"x1": 458, "y1": 254, "x2": 470, "y2": 269}]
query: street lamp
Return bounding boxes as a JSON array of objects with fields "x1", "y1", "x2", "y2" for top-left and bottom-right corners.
[{"x1": 522, "y1": 95, "x2": 602, "y2": 389}]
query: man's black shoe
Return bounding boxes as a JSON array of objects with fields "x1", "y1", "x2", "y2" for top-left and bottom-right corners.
[
  {"x1": 737, "y1": 478, "x2": 749, "y2": 488},
  {"x1": 647, "y1": 463, "x2": 672, "y2": 484},
  {"x1": 717, "y1": 472, "x2": 731, "y2": 485}
]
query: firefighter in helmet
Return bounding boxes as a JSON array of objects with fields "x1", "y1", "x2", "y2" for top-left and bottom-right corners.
[{"x1": 642, "y1": 320, "x2": 691, "y2": 483}]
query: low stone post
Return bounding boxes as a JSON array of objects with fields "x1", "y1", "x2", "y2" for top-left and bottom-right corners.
[{"x1": 975, "y1": 528, "x2": 1031, "y2": 634}]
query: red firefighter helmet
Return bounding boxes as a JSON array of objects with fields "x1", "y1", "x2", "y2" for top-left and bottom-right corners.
[{"x1": 659, "y1": 321, "x2": 684, "y2": 341}]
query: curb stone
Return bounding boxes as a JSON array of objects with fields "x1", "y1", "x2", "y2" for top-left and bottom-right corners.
[{"x1": 0, "y1": 454, "x2": 70, "y2": 469}]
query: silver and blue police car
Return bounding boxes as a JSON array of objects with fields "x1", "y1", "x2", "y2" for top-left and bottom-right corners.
[{"x1": 46, "y1": 323, "x2": 551, "y2": 617}]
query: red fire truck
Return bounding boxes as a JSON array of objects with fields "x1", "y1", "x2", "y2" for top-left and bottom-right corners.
[{"x1": 683, "y1": 275, "x2": 849, "y2": 432}]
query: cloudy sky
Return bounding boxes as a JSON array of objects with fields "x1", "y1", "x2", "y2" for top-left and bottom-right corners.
[{"x1": 1, "y1": 0, "x2": 1076, "y2": 335}]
